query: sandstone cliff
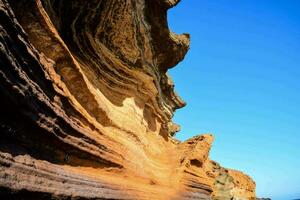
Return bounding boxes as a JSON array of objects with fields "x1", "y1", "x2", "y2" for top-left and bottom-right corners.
[{"x1": 0, "y1": 0, "x2": 256, "y2": 199}]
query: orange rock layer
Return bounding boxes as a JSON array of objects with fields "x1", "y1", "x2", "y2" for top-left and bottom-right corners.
[{"x1": 0, "y1": 0, "x2": 256, "y2": 199}]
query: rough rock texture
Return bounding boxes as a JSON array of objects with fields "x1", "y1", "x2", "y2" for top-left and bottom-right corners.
[
  {"x1": 0, "y1": 0, "x2": 256, "y2": 199},
  {"x1": 207, "y1": 162, "x2": 256, "y2": 200}
]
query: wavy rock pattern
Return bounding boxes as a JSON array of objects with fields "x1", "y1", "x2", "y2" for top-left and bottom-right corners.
[{"x1": 0, "y1": 0, "x2": 256, "y2": 199}]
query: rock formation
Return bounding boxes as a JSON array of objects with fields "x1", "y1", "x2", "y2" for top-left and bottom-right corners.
[{"x1": 0, "y1": 0, "x2": 256, "y2": 199}]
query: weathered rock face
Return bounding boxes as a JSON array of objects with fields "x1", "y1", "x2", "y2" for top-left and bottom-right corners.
[
  {"x1": 207, "y1": 162, "x2": 256, "y2": 200},
  {"x1": 0, "y1": 0, "x2": 256, "y2": 199}
]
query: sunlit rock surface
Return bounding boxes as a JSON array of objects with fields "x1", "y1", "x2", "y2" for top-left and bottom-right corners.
[{"x1": 0, "y1": 0, "x2": 256, "y2": 199}]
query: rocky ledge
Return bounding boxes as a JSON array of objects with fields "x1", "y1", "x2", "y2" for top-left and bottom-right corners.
[{"x1": 0, "y1": 0, "x2": 256, "y2": 199}]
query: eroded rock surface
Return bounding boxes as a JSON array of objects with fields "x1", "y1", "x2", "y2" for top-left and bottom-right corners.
[{"x1": 0, "y1": 0, "x2": 256, "y2": 199}]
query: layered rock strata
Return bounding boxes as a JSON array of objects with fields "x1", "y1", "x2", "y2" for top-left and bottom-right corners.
[{"x1": 0, "y1": 0, "x2": 256, "y2": 199}]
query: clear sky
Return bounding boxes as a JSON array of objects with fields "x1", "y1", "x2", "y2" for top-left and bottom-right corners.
[{"x1": 167, "y1": 1, "x2": 300, "y2": 199}]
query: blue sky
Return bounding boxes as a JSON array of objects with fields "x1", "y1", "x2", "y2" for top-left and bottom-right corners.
[{"x1": 167, "y1": 1, "x2": 300, "y2": 199}]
